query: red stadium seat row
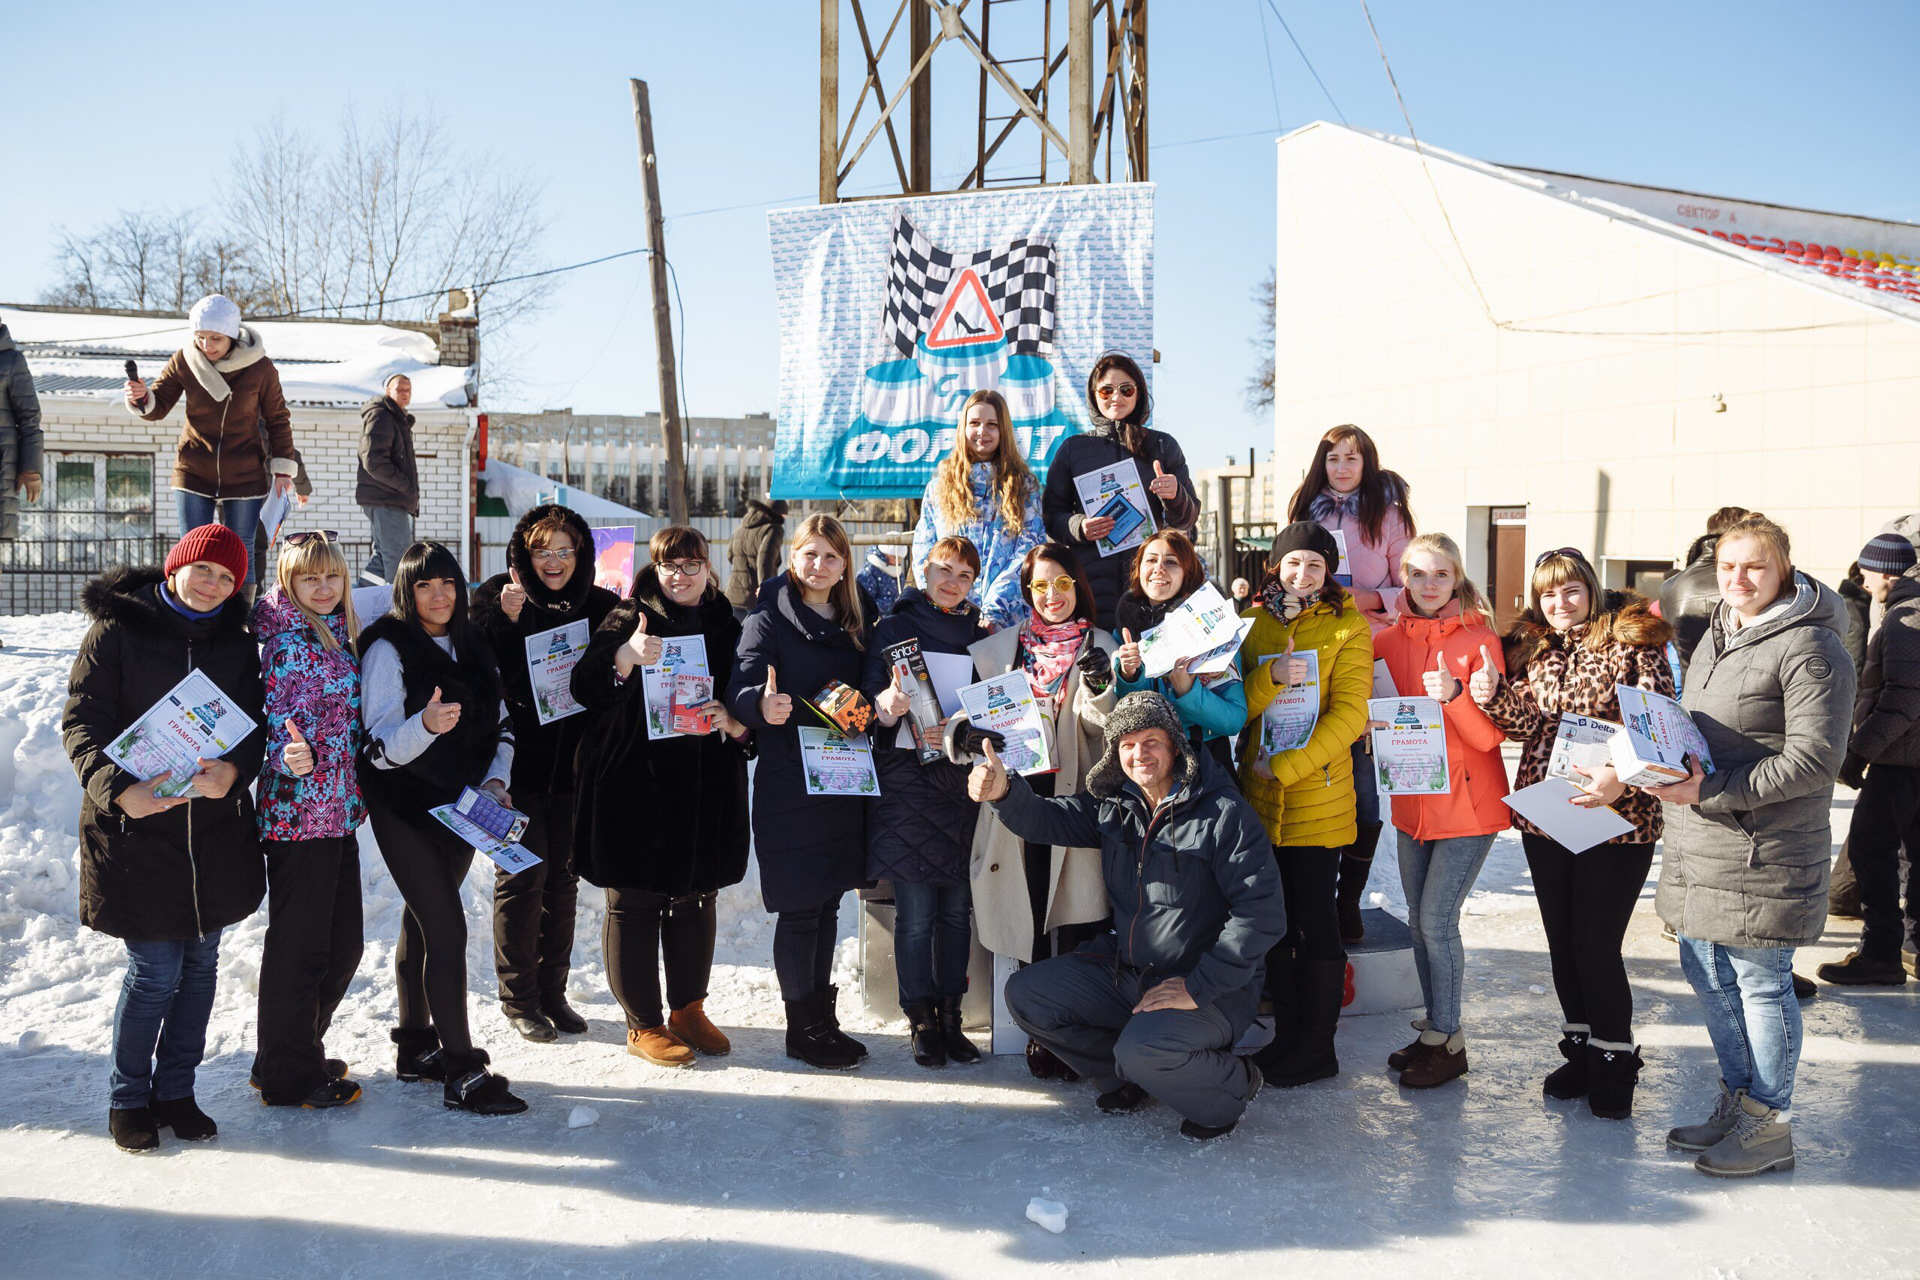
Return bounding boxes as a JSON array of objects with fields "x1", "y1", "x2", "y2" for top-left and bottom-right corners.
[{"x1": 1690, "y1": 226, "x2": 1920, "y2": 301}]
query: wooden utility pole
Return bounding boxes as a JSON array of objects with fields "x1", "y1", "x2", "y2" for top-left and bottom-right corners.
[{"x1": 630, "y1": 78, "x2": 689, "y2": 523}]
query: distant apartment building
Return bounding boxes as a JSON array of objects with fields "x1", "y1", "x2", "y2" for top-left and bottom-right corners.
[{"x1": 486, "y1": 410, "x2": 778, "y2": 517}]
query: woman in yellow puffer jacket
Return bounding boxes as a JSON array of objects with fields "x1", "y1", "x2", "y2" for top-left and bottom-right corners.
[{"x1": 1237, "y1": 521, "x2": 1373, "y2": 1087}]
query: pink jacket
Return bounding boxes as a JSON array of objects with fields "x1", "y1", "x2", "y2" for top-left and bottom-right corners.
[{"x1": 1313, "y1": 500, "x2": 1412, "y2": 635}]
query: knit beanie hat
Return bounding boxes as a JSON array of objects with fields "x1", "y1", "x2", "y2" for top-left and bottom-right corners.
[
  {"x1": 1859, "y1": 532, "x2": 1917, "y2": 576},
  {"x1": 1084, "y1": 691, "x2": 1196, "y2": 800},
  {"x1": 1267, "y1": 520, "x2": 1340, "y2": 571},
  {"x1": 165, "y1": 523, "x2": 250, "y2": 584},
  {"x1": 187, "y1": 294, "x2": 242, "y2": 339}
]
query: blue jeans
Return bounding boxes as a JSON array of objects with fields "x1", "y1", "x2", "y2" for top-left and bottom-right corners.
[
  {"x1": 893, "y1": 880, "x2": 972, "y2": 1008},
  {"x1": 176, "y1": 491, "x2": 266, "y2": 582},
  {"x1": 1678, "y1": 933, "x2": 1800, "y2": 1112},
  {"x1": 1397, "y1": 832, "x2": 1495, "y2": 1033},
  {"x1": 110, "y1": 932, "x2": 222, "y2": 1109}
]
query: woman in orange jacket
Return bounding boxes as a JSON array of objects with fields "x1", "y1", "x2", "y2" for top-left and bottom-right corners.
[{"x1": 1371, "y1": 533, "x2": 1509, "y2": 1088}]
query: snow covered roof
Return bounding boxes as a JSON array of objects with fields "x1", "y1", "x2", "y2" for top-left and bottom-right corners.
[
  {"x1": 0, "y1": 304, "x2": 476, "y2": 409},
  {"x1": 478, "y1": 457, "x2": 651, "y2": 521}
]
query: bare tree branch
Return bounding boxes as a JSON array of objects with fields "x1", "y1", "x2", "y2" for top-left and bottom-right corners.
[{"x1": 1246, "y1": 267, "x2": 1275, "y2": 412}]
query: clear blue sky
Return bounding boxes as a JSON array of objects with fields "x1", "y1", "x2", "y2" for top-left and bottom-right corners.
[{"x1": 5, "y1": 1, "x2": 1915, "y2": 473}]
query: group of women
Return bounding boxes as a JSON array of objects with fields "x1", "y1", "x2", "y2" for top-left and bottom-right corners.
[{"x1": 66, "y1": 356, "x2": 1844, "y2": 1177}]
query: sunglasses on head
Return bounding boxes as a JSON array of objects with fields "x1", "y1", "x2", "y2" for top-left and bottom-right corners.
[
  {"x1": 285, "y1": 530, "x2": 339, "y2": 546},
  {"x1": 1533, "y1": 547, "x2": 1586, "y2": 569}
]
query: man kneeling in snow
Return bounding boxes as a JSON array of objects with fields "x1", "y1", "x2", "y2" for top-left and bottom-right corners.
[{"x1": 966, "y1": 692, "x2": 1285, "y2": 1140}]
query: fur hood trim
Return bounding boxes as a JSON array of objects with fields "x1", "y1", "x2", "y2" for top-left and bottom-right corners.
[
  {"x1": 1502, "y1": 590, "x2": 1671, "y2": 673},
  {"x1": 81, "y1": 564, "x2": 252, "y2": 635}
]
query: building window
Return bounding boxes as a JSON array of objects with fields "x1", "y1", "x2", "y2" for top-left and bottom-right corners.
[{"x1": 24, "y1": 451, "x2": 155, "y2": 540}]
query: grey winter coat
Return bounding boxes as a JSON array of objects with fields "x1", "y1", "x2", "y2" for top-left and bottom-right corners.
[
  {"x1": 1655, "y1": 573, "x2": 1854, "y2": 948},
  {"x1": 0, "y1": 323, "x2": 44, "y2": 539},
  {"x1": 1848, "y1": 567, "x2": 1920, "y2": 767},
  {"x1": 987, "y1": 741, "x2": 1285, "y2": 1031}
]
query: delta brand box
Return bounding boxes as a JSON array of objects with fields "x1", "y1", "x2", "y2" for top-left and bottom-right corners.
[{"x1": 1608, "y1": 684, "x2": 1715, "y2": 787}]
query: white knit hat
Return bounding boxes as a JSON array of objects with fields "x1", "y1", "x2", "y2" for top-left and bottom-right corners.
[{"x1": 187, "y1": 294, "x2": 242, "y2": 338}]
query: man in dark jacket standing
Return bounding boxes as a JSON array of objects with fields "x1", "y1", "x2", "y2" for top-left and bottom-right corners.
[
  {"x1": 357, "y1": 374, "x2": 420, "y2": 585},
  {"x1": 1822, "y1": 534, "x2": 1920, "y2": 986},
  {"x1": 970, "y1": 692, "x2": 1284, "y2": 1140},
  {"x1": 0, "y1": 320, "x2": 45, "y2": 541},
  {"x1": 1661, "y1": 506, "x2": 1750, "y2": 680},
  {"x1": 726, "y1": 495, "x2": 787, "y2": 619}
]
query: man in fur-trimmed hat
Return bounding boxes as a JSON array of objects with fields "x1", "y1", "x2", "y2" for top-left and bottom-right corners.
[{"x1": 966, "y1": 691, "x2": 1284, "y2": 1140}]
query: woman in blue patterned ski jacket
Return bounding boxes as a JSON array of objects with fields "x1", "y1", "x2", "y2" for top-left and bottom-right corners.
[{"x1": 911, "y1": 388, "x2": 1046, "y2": 630}]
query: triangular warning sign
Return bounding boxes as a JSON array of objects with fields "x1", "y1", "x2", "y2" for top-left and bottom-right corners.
[{"x1": 925, "y1": 268, "x2": 1004, "y2": 349}]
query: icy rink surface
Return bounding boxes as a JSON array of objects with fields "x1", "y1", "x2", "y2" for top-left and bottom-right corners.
[{"x1": 1, "y1": 611, "x2": 1917, "y2": 1279}]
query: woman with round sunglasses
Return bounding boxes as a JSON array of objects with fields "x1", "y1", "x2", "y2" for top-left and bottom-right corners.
[
  {"x1": 572, "y1": 526, "x2": 751, "y2": 1068},
  {"x1": 1041, "y1": 353, "x2": 1199, "y2": 630},
  {"x1": 471, "y1": 506, "x2": 621, "y2": 1043}
]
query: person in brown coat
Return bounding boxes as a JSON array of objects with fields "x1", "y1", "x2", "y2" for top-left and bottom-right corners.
[{"x1": 124, "y1": 294, "x2": 296, "y2": 584}]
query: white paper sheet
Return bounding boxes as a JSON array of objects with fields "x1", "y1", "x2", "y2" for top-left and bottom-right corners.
[
  {"x1": 1072, "y1": 458, "x2": 1156, "y2": 557},
  {"x1": 1135, "y1": 584, "x2": 1241, "y2": 678},
  {"x1": 1502, "y1": 778, "x2": 1634, "y2": 853},
  {"x1": 1258, "y1": 650, "x2": 1319, "y2": 756},
  {"x1": 799, "y1": 728, "x2": 881, "y2": 796},
  {"x1": 105, "y1": 670, "x2": 259, "y2": 800},
  {"x1": 957, "y1": 670, "x2": 1054, "y2": 775},
  {"x1": 524, "y1": 620, "x2": 590, "y2": 725},
  {"x1": 1369, "y1": 696, "x2": 1450, "y2": 795},
  {"x1": 641, "y1": 634, "x2": 710, "y2": 741}
]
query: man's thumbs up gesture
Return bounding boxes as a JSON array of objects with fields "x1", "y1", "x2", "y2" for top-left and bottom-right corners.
[{"x1": 968, "y1": 739, "x2": 1011, "y2": 802}]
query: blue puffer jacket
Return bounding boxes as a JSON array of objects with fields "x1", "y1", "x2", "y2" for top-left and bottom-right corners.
[
  {"x1": 912, "y1": 462, "x2": 1046, "y2": 628},
  {"x1": 254, "y1": 587, "x2": 365, "y2": 841}
]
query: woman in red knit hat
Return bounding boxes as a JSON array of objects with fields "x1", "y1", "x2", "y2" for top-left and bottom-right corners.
[{"x1": 62, "y1": 524, "x2": 269, "y2": 1153}]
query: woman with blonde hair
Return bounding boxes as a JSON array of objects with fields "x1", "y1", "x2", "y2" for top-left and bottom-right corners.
[
  {"x1": 728, "y1": 513, "x2": 878, "y2": 1068},
  {"x1": 1370, "y1": 533, "x2": 1509, "y2": 1088},
  {"x1": 250, "y1": 531, "x2": 369, "y2": 1109},
  {"x1": 1472, "y1": 547, "x2": 1672, "y2": 1119},
  {"x1": 911, "y1": 388, "x2": 1046, "y2": 628}
]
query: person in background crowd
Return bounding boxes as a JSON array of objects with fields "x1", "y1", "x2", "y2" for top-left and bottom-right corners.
[
  {"x1": 728, "y1": 514, "x2": 876, "y2": 1069},
  {"x1": 977, "y1": 692, "x2": 1286, "y2": 1140},
  {"x1": 1651, "y1": 515, "x2": 1852, "y2": 1177},
  {"x1": 962, "y1": 542, "x2": 1117, "y2": 1080},
  {"x1": 856, "y1": 545, "x2": 906, "y2": 616},
  {"x1": 1661, "y1": 506, "x2": 1751, "y2": 680},
  {"x1": 1839, "y1": 561, "x2": 1872, "y2": 678},
  {"x1": 249, "y1": 532, "x2": 367, "y2": 1110},
  {"x1": 471, "y1": 506, "x2": 620, "y2": 1042},
  {"x1": 1110, "y1": 529, "x2": 1245, "y2": 774},
  {"x1": 1822, "y1": 532, "x2": 1920, "y2": 988},
  {"x1": 358, "y1": 542, "x2": 525, "y2": 1115},
  {"x1": 1372, "y1": 533, "x2": 1510, "y2": 1089},
  {"x1": 866, "y1": 536, "x2": 987, "y2": 1068},
  {"x1": 124, "y1": 295, "x2": 297, "y2": 585},
  {"x1": 1474, "y1": 548, "x2": 1672, "y2": 1120},
  {"x1": 1042, "y1": 353, "x2": 1198, "y2": 629},
  {"x1": 571, "y1": 526, "x2": 750, "y2": 1068},
  {"x1": 62, "y1": 524, "x2": 266, "y2": 1152},
  {"x1": 0, "y1": 318, "x2": 44, "y2": 542},
  {"x1": 912, "y1": 388, "x2": 1046, "y2": 629},
  {"x1": 727, "y1": 494, "x2": 789, "y2": 621},
  {"x1": 356, "y1": 374, "x2": 420, "y2": 587},
  {"x1": 1236, "y1": 522, "x2": 1371, "y2": 1088},
  {"x1": 1827, "y1": 550, "x2": 1905, "y2": 925},
  {"x1": 1284, "y1": 424, "x2": 1415, "y2": 944},
  {"x1": 1230, "y1": 578, "x2": 1252, "y2": 608}
]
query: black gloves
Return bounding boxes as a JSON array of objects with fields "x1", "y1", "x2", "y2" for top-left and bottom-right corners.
[
  {"x1": 1076, "y1": 645, "x2": 1114, "y2": 695},
  {"x1": 1838, "y1": 752, "x2": 1868, "y2": 791},
  {"x1": 943, "y1": 717, "x2": 1008, "y2": 765}
]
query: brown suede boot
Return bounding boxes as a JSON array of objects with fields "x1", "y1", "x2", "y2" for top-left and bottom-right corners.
[
  {"x1": 626, "y1": 1025, "x2": 695, "y2": 1068},
  {"x1": 1398, "y1": 1028, "x2": 1468, "y2": 1089},
  {"x1": 668, "y1": 1000, "x2": 732, "y2": 1056}
]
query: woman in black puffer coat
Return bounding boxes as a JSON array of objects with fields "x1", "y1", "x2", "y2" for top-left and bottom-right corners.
[
  {"x1": 862, "y1": 537, "x2": 986, "y2": 1068},
  {"x1": 571, "y1": 527, "x2": 751, "y2": 1068},
  {"x1": 470, "y1": 504, "x2": 620, "y2": 1043}
]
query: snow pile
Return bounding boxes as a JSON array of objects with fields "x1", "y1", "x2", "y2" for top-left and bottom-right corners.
[{"x1": 1025, "y1": 1196, "x2": 1068, "y2": 1234}]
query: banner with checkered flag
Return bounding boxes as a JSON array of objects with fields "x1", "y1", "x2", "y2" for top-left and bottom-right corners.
[{"x1": 882, "y1": 212, "x2": 1057, "y2": 358}]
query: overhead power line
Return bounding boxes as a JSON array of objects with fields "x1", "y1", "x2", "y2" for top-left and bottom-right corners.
[{"x1": 1263, "y1": 0, "x2": 1348, "y2": 125}]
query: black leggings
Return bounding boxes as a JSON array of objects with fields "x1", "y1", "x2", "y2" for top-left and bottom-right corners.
[
  {"x1": 604, "y1": 889, "x2": 718, "y2": 1029},
  {"x1": 1522, "y1": 833, "x2": 1654, "y2": 1044},
  {"x1": 1275, "y1": 845, "x2": 1345, "y2": 961},
  {"x1": 492, "y1": 792, "x2": 579, "y2": 1017},
  {"x1": 253, "y1": 835, "x2": 364, "y2": 1101},
  {"x1": 368, "y1": 795, "x2": 478, "y2": 1057},
  {"x1": 773, "y1": 896, "x2": 842, "y2": 1003}
]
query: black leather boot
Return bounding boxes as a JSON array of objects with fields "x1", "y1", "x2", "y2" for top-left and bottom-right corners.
[
  {"x1": 938, "y1": 995, "x2": 983, "y2": 1064},
  {"x1": 442, "y1": 1052, "x2": 528, "y2": 1116},
  {"x1": 150, "y1": 1093, "x2": 218, "y2": 1140},
  {"x1": 905, "y1": 1001, "x2": 946, "y2": 1068},
  {"x1": 109, "y1": 1106, "x2": 160, "y2": 1153},
  {"x1": 1261, "y1": 958, "x2": 1344, "y2": 1087},
  {"x1": 1250, "y1": 942, "x2": 1300, "y2": 1075},
  {"x1": 392, "y1": 1027, "x2": 450, "y2": 1082},
  {"x1": 821, "y1": 984, "x2": 869, "y2": 1059},
  {"x1": 785, "y1": 995, "x2": 860, "y2": 1069}
]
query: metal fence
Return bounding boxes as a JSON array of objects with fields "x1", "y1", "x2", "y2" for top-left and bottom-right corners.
[{"x1": 2, "y1": 534, "x2": 374, "y2": 616}]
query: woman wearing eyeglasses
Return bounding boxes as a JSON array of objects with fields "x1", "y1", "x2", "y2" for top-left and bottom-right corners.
[
  {"x1": 571, "y1": 526, "x2": 751, "y2": 1068},
  {"x1": 1041, "y1": 353, "x2": 1198, "y2": 630},
  {"x1": 1470, "y1": 547, "x2": 1672, "y2": 1120},
  {"x1": 471, "y1": 506, "x2": 620, "y2": 1043},
  {"x1": 963, "y1": 542, "x2": 1118, "y2": 1078}
]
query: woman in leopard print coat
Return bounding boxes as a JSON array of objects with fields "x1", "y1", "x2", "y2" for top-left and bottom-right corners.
[{"x1": 1472, "y1": 548, "x2": 1673, "y2": 1121}]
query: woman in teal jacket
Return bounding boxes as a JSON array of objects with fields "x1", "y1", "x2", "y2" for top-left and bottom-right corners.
[{"x1": 1110, "y1": 530, "x2": 1245, "y2": 772}]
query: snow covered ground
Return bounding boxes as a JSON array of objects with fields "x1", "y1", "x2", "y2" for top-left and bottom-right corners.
[{"x1": 1, "y1": 610, "x2": 1916, "y2": 1279}]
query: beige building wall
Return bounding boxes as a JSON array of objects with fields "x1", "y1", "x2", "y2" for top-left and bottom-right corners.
[{"x1": 1273, "y1": 123, "x2": 1920, "y2": 591}]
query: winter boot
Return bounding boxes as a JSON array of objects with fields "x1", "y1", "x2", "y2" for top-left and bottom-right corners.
[
  {"x1": 1096, "y1": 1082, "x2": 1150, "y2": 1114},
  {"x1": 1261, "y1": 958, "x2": 1344, "y2": 1087},
  {"x1": 937, "y1": 995, "x2": 983, "y2": 1064},
  {"x1": 784, "y1": 995, "x2": 860, "y2": 1070},
  {"x1": 1250, "y1": 943, "x2": 1301, "y2": 1075},
  {"x1": 1388, "y1": 1018, "x2": 1434, "y2": 1072},
  {"x1": 292, "y1": 1078, "x2": 363, "y2": 1109},
  {"x1": 1666, "y1": 1081, "x2": 1745, "y2": 1152},
  {"x1": 1694, "y1": 1093, "x2": 1794, "y2": 1178},
  {"x1": 1398, "y1": 1029, "x2": 1469, "y2": 1089},
  {"x1": 1026, "y1": 1039, "x2": 1077, "y2": 1081},
  {"x1": 821, "y1": 984, "x2": 869, "y2": 1059},
  {"x1": 1542, "y1": 1024, "x2": 1590, "y2": 1099},
  {"x1": 249, "y1": 1057, "x2": 349, "y2": 1092},
  {"x1": 507, "y1": 1011, "x2": 559, "y2": 1043},
  {"x1": 442, "y1": 1052, "x2": 527, "y2": 1116},
  {"x1": 626, "y1": 1025, "x2": 696, "y2": 1068},
  {"x1": 1816, "y1": 950, "x2": 1908, "y2": 986},
  {"x1": 109, "y1": 1106, "x2": 160, "y2": 1154},
  {"x1": 1585, "y1": 1040, "x2": 1643, "y2": 1119},
  {"x1": 393, "y1": 1028, "x2": 450, "y2": 1082},
  {"x1": 544, "y1": 998, "x2": 590, "y2": 1035},
  {"x1": 668, "y1": 999, "x2": 732, "y2": 1056},
  {"x1": 150, "y1": 1094, "x2": 218, "y2": 1141},
  {"x1": 904, "y1": 1001, "x2": 947, "y2": 1068},
  {"x1": 1335, "y1": 822, "x2": 1383, "y2": 944},
  {"x1": 1791, "y1": 972, "x2": 1817, "y2": 1000},
  {"x1": 1180, "y1": 1057, "x2": 1262, "y2": 1141}
]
